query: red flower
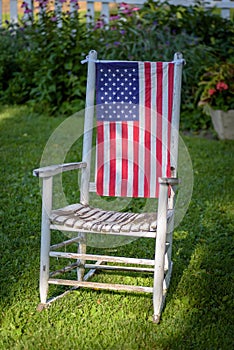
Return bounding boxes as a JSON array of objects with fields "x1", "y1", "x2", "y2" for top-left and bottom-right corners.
[
  {"x1": 208, "y1": 89, "x2": 216, "y2": 96},
  {"x1": 216, "y1": 82, "x2": 228, "y2": 91}
]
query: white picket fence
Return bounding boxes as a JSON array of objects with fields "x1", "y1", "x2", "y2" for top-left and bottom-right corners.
[{"x1": 0, "y1": 0, "x2": 234, "y2": 25}]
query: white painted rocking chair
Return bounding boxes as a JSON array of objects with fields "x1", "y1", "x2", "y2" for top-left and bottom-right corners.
[{"x1": 33, "y1": 50, "x2": 184, "y2": 323}]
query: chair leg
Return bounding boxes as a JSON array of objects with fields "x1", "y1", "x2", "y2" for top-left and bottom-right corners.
[
  {"x1": 77, "y1": 233, "x2": 87, "y2": 281},
  {"x1": 152, "y1": 258, "x2": 165, "y2": 324},
  {"x1": 37, "y1": 176, "x2": 53, "y2": 310},
  {"x1": 153, "y1": 180, "x2": 168, "y2": 323},
  {"x1": 38, "y1": 219, "x2": 51, "y2": 308}
]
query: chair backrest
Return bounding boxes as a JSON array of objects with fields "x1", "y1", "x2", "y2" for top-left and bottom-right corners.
[{"x1": 80, "y1": 51, "x2": 184, "y2": 205}]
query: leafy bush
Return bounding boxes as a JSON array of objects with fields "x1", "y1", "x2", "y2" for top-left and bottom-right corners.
[
  {"x1": 0, "y1": 0, "x2": 233, "y2": 127},
  {"x1": 0, "y1": 25, "x2": 26, "y2": 100},
  {"x1": 91, "y1": 0, "x2": 234, "y2": 130},
  {"x1": 1, "y1": 2, "x2": 96, "y2": 115}
]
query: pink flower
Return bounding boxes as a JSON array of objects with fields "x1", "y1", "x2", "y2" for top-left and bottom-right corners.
[
  {"x1": 24, "y1": 8, "x2": 32, "y2": 14},
  {"x1": 110, "y1": 15, "x2": 121, "y2": 21},
  {"x1": 94, "y1": 19, "x2": 104, "y2": 30},
  {"x1": 119, "y1": 2, "x2": 139, "y2": 15},
  {"x1": 21, "y1": 2, "x2": 28, "y2": 8},
  {"x1": 216, "y1": 81, "x2": 228, "y2": 91},
  {"x1": 120, "y1": 2, "x2": 130, "y2": 8},
  {"x1": 209, "y1": 89, "x2": 216, "y2": 96}
]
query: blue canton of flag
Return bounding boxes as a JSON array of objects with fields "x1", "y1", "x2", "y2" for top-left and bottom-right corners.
[{"x1": 96, "y1": 62, "x2": 140, "y2": 121}]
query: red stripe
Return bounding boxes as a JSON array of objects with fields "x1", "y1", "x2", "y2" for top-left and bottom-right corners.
[
  {"x1": 109, "y1": 122, "x2": 116, "y2": 196},
  {"x1": 96, "y1": 62, "x2": 174, "y2": 199},
  {"x1": 144, "y1": 62, "x2": 151, "y2": 197},
  {"x1": 96, "y1": 122, "x2": 104, "y2": 195},
  {"x1": 156, "y1": 62, "x2": 163, "y2": 196},
  {"x1": 121, "y1": 122, "x2": 128, "y2": 196},
  {"x1": 167, "y1": 63, "x2": 174, "y2": 177},
  {"x1": 133, "y1": 121, "x2": 139, "y2": 197}
]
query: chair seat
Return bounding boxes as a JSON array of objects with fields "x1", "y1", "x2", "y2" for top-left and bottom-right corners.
[{"x1": 50, "y1": 204, "x2": 174, "y2": 236}]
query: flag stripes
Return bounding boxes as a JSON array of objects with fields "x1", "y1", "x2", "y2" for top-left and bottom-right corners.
[{"x1": 96, "y1": 61, "x2": 175, "y2": 198}]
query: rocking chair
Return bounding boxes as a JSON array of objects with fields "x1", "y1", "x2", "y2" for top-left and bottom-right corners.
[{"x1": 33, "y1": 50, "x2": 185, "y2": 323}]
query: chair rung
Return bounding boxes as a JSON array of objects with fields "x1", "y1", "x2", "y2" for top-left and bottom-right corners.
[
  {"x1": 50, "y1": 236, "x2": 82, "y2": 250},
  {"x1": 49, "y1": 251, "x2": 155, "y2": 266},
  {"x1": 84, "y1": 264, "x2": 155, "y2": 273},
  {"x1": 50, "y1": 262, "x2": 79, "y2": 277},
  {"x1": 50, "y1": 225, "x2": 156, "y2": 238},
  {"x1": 48, "y1": 278, "x2": 153, "y2": 294}
]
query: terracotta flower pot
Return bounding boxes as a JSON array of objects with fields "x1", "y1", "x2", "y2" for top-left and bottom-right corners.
[{"x1": 209, "y1": 108, "x2": 234, "y2": 140}]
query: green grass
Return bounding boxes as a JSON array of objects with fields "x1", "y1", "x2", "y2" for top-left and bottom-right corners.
[{"x1": 0, "y1": 105, "x2": 233, "y2": 349}]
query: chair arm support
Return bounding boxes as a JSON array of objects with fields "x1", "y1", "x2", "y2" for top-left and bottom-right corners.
[
  {"x1": 159, "y1": 177, "x2": 180, "y2": 186},
  {"x1": 33, "y1": 162, "x2": 87, "y2": 178}
]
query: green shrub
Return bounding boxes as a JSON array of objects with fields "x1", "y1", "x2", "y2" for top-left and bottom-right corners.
[
  {"x1": 1, "y1": 10, "x2": 94, "y2": 115},
  {"x1": 91, "y1": 1, "x2": 223, "y2": 130},
  {"x1": 0, "y1": 0, "x2": 233, "y2": 127},
  {"x1": 0, "y1": 25, "x2": 26, "y2": 100}
]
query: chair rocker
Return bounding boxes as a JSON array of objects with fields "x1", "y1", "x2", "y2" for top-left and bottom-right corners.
[{"x1": 33, "y1": 50, "x2": 185, "y2": 323}]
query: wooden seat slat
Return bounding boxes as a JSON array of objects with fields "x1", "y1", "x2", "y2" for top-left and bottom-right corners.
[{"x1": 50, "y1": 204, "x2": 173, "y2": 234}]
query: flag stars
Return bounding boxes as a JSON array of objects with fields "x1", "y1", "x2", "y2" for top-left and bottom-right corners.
[{"x1": 97, "y1": 63, "x2": 139, "y2": 121}]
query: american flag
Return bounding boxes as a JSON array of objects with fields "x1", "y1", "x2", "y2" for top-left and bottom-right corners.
[{"x1": 95, "y1": 61, "x2": 175, "y2": 198}]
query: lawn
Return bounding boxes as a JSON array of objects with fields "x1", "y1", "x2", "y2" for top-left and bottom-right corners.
[{"x1": 0, "y1": 105, "x2": 233, "y2": 349}]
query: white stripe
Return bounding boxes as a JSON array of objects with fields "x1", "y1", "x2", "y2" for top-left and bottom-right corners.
[
  {"x1": 103, "y1": 122, "x2": 110, "y2": 195},
  {"x1": 150, "y1": 62, "x2": 157, "y2": 197},
  {"x1": 170, "y1": 62, "x2": 180, "y2": 170},
  {"x1": 138, "y1": 62, "x2": 145, "y2": 197},
  {"x1": 115, "y1": 122, "x2": 122, "y2": 196},
  {"x1": 162, "y1": 63, "x2": 169, "y2": 177}
]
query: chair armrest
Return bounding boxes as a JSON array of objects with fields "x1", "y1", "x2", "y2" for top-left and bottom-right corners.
[
  {"x1": 33, "y1": 162, "x2": 87, "y2": 178},
  {"x1": 159, "y1": 177, "x2": 180, "y2": 186}
]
